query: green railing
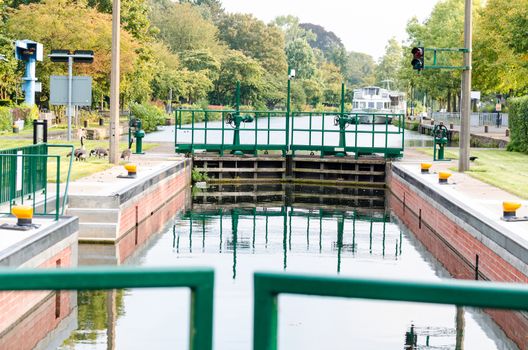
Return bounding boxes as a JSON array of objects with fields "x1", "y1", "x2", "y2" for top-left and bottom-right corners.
[
  {"x1": 175, "y1": 109, "x2": 288, "y2": 155},
  {"x1": 0, "y1": 266, "x2": 214, "y2": 350},
  {"x1": 253, "y1": 272, "x2": 528, "y2": 350},
  {"x1": 290, "y1": 111, "x2": 405, "y2": 158},
  {"x1": 0, "y1": 144, "x2": 74, "y2": 220},
  {"x1": 174, "y1": 109, "x2": 405, "y2": 158}
]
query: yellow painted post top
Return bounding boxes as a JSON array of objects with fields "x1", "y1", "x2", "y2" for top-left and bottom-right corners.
[
  {"x1": 421, "y1": 163, "x2": 432, "y2": 171},
  {"x1": 12, "y1": 205, "x2": 33, "y2": 219},
  {"x1": 438, "y1": 171, "x2": 452, "y2": 180},
  {"x1": 124, "y1": 163, "x2": 137, "y2": 173},
  {"x1": 503, "y1": 201, "x2": 521, "y2": 213}
]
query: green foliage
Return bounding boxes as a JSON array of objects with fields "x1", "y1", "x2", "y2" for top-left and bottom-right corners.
[
  {"x1": 191, "y1": 168, "x2": 209, "y2": 183},
  {"x1": 506, "y1": 96, "x2": 528, "y2": 154},
  {"x1": 0, "y1": 106, "x2": 11, "y2": 131},
  {"x1": 286, "y1": 38, "x2": 316, "y2": 79},
  {"x1": 129, "y1": 102, "x2": 166, "y2": 132}
]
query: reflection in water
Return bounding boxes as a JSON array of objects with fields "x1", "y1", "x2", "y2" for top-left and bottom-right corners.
[
  {"x1": 176, "y1": 207, "x2": 395, "y2": 277},
  {"x1": 61, "y1": 184, "x2": 518, "y2": 350}
]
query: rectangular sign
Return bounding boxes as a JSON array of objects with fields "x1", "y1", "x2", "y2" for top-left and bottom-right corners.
[{"x1": 49, "y1": 76, "x2": 92, "y2": 106}]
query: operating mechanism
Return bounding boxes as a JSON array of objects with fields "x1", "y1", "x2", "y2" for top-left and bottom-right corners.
[{"x1": 433, "y1": 123, "x2": 449, "y2": 161}]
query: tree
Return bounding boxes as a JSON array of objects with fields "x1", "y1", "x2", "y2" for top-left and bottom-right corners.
[
  {"x1": 271, "y1": 15, "x2": 316, "y2": 45},
  {"x1": 473, "y1": 0, "x2": 528, "y2": 95},
  {"x1": 151, "y1": 2, "x2": 222, "y2": 54},
  {"x1": 344, "y1": 52, "x2": 376, "y2": 88},
  {"x1": 210, "y1": 50, "x2": 264, "y2": 106},
  {"x1": 7, "y1": 0, "x2": 140, "y2": 105},
  {"x1": 216, "y1": 13, "x2": 287, "y2": 77},
  {"x1": 286, "y1": 38, "x2": 316, "y2": 79},
  {"x1": 375, "y1": 37, "x2": 403, "y2": 90}
]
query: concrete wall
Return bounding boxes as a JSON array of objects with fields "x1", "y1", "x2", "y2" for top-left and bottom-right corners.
[
  {"x1": 70, "y1": 159, "x2": 192, "y2": 242},
  {"x1": 389, "y1": 164, "x2": 528, "y2": 349},
  {"x1": 0, "y1": 217, "x2": 78, "y2": 350}
]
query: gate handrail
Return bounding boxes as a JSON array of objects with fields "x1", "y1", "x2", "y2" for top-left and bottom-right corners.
[
  {"x1": 253, "y1": 272, "x2": 528, "y2": 350},
  {"x1": 0, "y1": 266, "x2": 214, "y2": 350}
]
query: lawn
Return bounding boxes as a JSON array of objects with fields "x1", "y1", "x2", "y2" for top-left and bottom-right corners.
[
  {"x1": 0, "y1": 139, "x2": 159, "y2": 183},
  {"x1": 417, "y1": 148, "x2": 528, "y2": 199}
]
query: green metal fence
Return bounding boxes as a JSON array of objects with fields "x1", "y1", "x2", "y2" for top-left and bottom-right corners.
[
  {"x1": 0, "y1": 266, "x2": 214, "y2": 350},
  {"x1": 0, "y1": 144, "x2": 74, "y2": 220},
  {"x1": 290, "y1": 111, "x2": 405, "y2": 158},
  {"x1": 175, "y1": 109, "x2": 288, "y2": 155},
  {"x1": 253, "y1": 272, "x2": 528, "y2": 350},
  {"x1": 174, "y1": 109, "x2": 405, "y2": 158}
]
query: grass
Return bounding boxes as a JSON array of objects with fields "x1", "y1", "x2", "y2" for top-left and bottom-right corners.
[
  {"x1": 417, "y1": 148, "x2": 528, "y2": 199},
  {"x1": 0, "y1": 139, "x2": 159, "y2": 183}
]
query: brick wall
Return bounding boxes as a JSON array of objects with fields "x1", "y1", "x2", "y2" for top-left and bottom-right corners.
[
  {"x1": 118, "y1": 167, "x2": 190, "y2": 239},
  {"x1": 390, "y1": 173, "x2": 528, "y2": 349},
  {"x1": 0, "y1": 245, "x2": 75, "y2": 349},
  {"x1": 118, "y1": 186, "x2": 189, "y2": 263}
]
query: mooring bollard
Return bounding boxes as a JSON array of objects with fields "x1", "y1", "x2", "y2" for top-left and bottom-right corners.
[
  {"x1": 438, "y1": 171, "x2": 451, "y2": 184},
  {"x1": 502, "y1": 201, "x2": 521, "y2": 219},
  {"x1": 450, "y1": 123, "x2": 454, "y2": 130},
  {"x1": 505, "y1": 129, "x2": 510, "y2": 137},
  {"x1": 12, "y1": 205, "x2": 34, "y2": 226},
  {"x1": 484, "y1": 125, "x2": 489, "y2": 133},
  {"x1": 421, "y1": 163, "x2": 432, "y2": 174}
]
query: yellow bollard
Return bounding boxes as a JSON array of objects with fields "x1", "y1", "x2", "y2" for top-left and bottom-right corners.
[
  {"x1": 421, "y1": 163, "x2": 432, "y2": 174},
  {"x1": 503, "y1": 201, "x2": 521, "y2": 219},
  {"x1": 124, "y1": 163, "x2": 137, "y2": 177},
  {"x1": 12, "y1": 205, "x2": 34, "y2": 226},
  {"x1": 438, "y1": 171, "x2": 452, "y2": 184}
]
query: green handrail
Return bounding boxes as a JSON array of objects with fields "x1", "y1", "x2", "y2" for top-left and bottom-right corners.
[
  {"x1": 253, "y1": 272, "x2": 528, "y2": 350},
  {"x1": 0, "y1": 266, "x2": 214, "y2": 350},
  {"x1": 0, "y1": 144, "x2": 74, "y2": 220}
]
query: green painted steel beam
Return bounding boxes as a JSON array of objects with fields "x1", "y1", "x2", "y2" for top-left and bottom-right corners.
[
  {"x1": 253, "y1": 272, "x2": 528, "y2": 350},
  {"x1": 0, "y1": 266, "x2": 214, "y2": 350}
]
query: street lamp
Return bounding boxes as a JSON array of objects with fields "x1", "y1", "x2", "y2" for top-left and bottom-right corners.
[
  {"x1": 49, "y1": 49, "x2": 94, "y2": 141},
  {"x1": 286, "y1": 68, "x2": 295, "y2": 153}
]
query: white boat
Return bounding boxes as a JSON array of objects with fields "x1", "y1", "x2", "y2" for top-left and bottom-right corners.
[{"x1": 352, "y1": 86, "x2": 406, "y2": 124}]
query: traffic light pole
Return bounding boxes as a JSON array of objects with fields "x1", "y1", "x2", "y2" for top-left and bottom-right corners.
[{"x1": 459, "y1": 0, "x2": 472, "y2": 172}]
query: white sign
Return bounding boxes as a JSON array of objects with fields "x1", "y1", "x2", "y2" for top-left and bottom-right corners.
[
  {"x1": 16, "y1": 151, "x2": 23, "y2": 192},
  {"x1": 471, "y1": 91, "x2": 481, "y2": 100},
  {"x1": 496, "y1": 103, "x2": 502, "y2": 112}
]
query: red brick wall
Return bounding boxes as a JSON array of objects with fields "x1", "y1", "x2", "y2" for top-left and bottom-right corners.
[
  {"x1": 390, "y1": 173, "x2": 528, "y2": 349},
  {"x1": 118, "y1": 168, "x2": 190, "y2": 239},
  {"x1": 118, "y1": 187, "x2": 189, "y2": 263},
  {"x1": 0, "y1": 245, "x2": 75, "y2": 349}
]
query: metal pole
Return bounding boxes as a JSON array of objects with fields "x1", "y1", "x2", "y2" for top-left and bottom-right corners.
[
  {"x1": 459, "y1": 0, "x2": 472, "y2": 172},
  {"x1": 109, "y1": 0, "x2": 121, "y2": 164},
  {"x1": 286, "y1": 77, "x2": 291, "y2": 152},
  {"x1": 67, "y1": 56, "x2": 73, "y2": 141}
]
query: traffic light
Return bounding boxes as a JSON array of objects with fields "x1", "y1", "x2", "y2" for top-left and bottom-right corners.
[{"x1": 411, "y1": 47, "x2": 424, "y2": 70}]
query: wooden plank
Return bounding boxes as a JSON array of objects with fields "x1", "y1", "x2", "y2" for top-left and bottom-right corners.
[{"x1": 292, "y1": 168, "x2": 385, "y2": 176}]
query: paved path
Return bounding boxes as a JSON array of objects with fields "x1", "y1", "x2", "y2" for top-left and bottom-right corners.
[{"x1": 400, "y1": 148, "x2": 528, "y2": 239}]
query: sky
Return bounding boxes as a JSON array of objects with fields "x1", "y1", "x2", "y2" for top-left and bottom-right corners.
[{"x1": 221, "y1": 0, "x2": 439, "y2": 60}]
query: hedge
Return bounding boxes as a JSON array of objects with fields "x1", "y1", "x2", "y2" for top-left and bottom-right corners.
[
  {"x1": 507, "y1": 96, "x2": 528, "y2": 154},
  {"x1": 129, "y1": 103, "x2": 166, "y2": 132},
  {"x1": 0, "y1": 107, "x2": 11, "y2": 131}
]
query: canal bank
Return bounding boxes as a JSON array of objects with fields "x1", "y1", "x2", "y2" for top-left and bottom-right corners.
[
  {"x1": 0, "y1": 216, "x2": 78, "y2": 349},
  {"x1": 388, "y1": 161, "x2": 528, "y2": 348}
]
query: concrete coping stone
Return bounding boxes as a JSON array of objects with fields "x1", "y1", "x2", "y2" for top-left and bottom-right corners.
[
  {"x1": 392, "y1": 163, "x2": 528, "y2": 266},
  {"x1": 0, "y1": 216, "x2": 78, "y2": 267}
]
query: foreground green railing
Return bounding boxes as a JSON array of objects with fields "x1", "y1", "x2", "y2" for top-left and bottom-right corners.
[
  {"x1": 0, "y1": 144, "x2": 74, "y2": 220},
  {"x1": 253, "y1": 272, "x2": 528, "y2": 350},
  {"x1": 0, "y1": 266, "x2": 214, "y2": 350}
]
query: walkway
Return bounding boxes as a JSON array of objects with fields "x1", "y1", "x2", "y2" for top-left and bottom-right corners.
[{"x1": 400, "y1": 148, "x2": 528, "y2": 244}]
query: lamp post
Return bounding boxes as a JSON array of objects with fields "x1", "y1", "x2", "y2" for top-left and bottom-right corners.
[
  {"x1": 459, "y1": 0, "x2": 472, "y2": 172},
  {"x1": 286, "y1": 68, "x2": 296, "y2": 153},
  {"x1": 109, "y1": 0, "x2": 121, "y2": 164}
]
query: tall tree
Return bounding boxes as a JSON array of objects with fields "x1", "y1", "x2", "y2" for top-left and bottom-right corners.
[
  {"x1": 286, "y1": 38, "x2": 316, "y2": 79},
  {"x1": 375, "y1": 37, "x2": 403, "y2": 89}
]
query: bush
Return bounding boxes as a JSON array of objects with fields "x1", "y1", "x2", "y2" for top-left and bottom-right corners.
[
  {"x1": 129, "y1": 103, "x2": 166, "y2": 132},
  {"x1": 507, "y1": 96, "x2": 528, "y2": 154},
  {"x1": 0, "y1": 107, "x2": 11, "y2": 131}
]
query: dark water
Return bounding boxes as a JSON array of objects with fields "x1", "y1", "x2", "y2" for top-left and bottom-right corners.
[{"x1": 60, "y1": 184, "x2": 517, "y2": 350}]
